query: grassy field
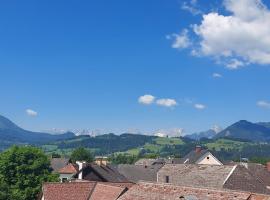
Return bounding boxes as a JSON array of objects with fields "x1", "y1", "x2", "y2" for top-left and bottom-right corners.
[
  {"x1": 154, "y1": 137, "x2": 184, "y2": 145},
  {"x1": 205, "y1": 139, "x2": 251, "y2": 151}
]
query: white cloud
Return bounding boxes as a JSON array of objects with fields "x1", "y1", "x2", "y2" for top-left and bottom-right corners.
[
  {"x1": 26, "y1": 109, "x2": 38, "y2": 117},
  {"x1": 172, "y1": 0, "x2": 270, "y2": 68},
  {"x1": 138, "y1": 95, "x2": 155, "y2": 105},
  {"x1": 257, "y1": 100, "x2": 270, "y2": 109},
  {"x1": 194, "y1": 103, "x2": 206, "y2": 110},
  {"x1": 212, "y1": 73, "x2": 222, "y2": 78},
  {"x1": 156, "y1": 98, "x2": 177, "y2": 107},
  {"x1": 167, "y1": 29, "x2": 191, "y2": 49},
  {"x1": 181, "y1": 0, "x2": 203, "y2": 15},
  {"x1": 226, "y1": 59, "x2": 245, "y2": 69}
]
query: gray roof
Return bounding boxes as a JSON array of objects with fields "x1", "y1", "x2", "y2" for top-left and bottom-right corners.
[
  {"x1": 135, "y1": 159, "x2": 156, "y2": 166},
  {"x1": 224, "y1": 164, "x2": 270, "y2": 194},
  {"x1": 114, "y1": 164, "x2": 163, "y2": 183},
  {"x1": 50, "y1": 158, "x2": 70, "y2": 172},
  {"x1": 158, "y1": 164, "x2": 234, "y2": 189},
  {"x1": 81, "y1": 164, "x2": 128, "y2": 182},
  {"x1": 135, "y1": 158, "x2": 166, "y2": 166},
  {"x1": 172, "y1": 149, "x2": 211, "y2": 164},
  {"x1": 158, "y1": 163, "x2": 270, "y2": 195}
]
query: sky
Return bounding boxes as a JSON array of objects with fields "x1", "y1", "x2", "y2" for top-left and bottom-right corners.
[{"x1": 0, "y1": 0, "x2": 270, "y2": 136}]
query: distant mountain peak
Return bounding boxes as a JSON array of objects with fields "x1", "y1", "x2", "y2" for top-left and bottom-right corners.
[
  {"x1": 214, "y1": 120, "x2": 270, "y2": 142},
  {"x1": 0, "y1": 115, "x2": 23, "y2": 131}
]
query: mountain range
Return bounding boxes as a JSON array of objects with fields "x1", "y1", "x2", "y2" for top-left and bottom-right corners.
[
  {"x1": 0, "y1": 115, "x2": 75, "y2": 145},
  {"x1": 1, "y1": 115, "x2": 270, "y2": 152},
  {"x1": 185, "y1": 129, "x2": 217, "y2": 140}
]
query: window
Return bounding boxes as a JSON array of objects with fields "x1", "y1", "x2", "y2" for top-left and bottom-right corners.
[
  {"x1": 207, "y1": 156, "x2": 210, "y2": 160},
  {"x1": 165, "y1": 176, "x2": 169, "y2": 183},
  {"x1": 62, "y1": 178, "x2": 68, "y2": 183}
]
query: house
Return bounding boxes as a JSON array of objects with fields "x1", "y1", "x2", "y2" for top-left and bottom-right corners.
[
  {"x1": 57, "y1": 160, "x2": 163, "y2": 183},
  {"x1": 117, "y1": 182, "x2": 270, "y2": 200},
  {"x1": 50, "y1": 158, "x2": 70, "y2": 172},
  {"x1": 157, "y1": 164, "x2": 270, "y2": 194},
  {"x1": 77, "y1": 163, "x2": 128, "y2": 182},
  {"x1": 172, "y1": 146, "x2": 223, "y2": 165},
  {"x1": 58, "y1": 163, "x2": 79, "y2": 182},
  {"x1": 57, "y1": 161, "x2": 128, "y2": 183},
  {"x1": 40, "y1": 181, "x2": 127, "y2": 200}
]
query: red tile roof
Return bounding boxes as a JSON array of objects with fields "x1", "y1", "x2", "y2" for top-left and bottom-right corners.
[
  {"x1": 41, "y1": 181, "x2": 130, "y2": 200},
  {"x1": 42, "y1": 182, "x2": 96, "y2": 200},
  {"x1": 89, "y1": 183, "x2": 126, "y2": 200},
  {"x1": 58, "y1": 163, "x2": 78, "y2": 174},
  {"x1": 118, "y1": 182, "x2": 270, "y2": 200}
]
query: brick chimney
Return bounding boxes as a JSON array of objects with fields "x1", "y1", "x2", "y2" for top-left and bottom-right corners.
[
  {"x1": 195, "y1": 145, "x2": 202, "y2": 153},
  {"x1": 267, "y1": 162, "x2": 270, "y2": 172}
]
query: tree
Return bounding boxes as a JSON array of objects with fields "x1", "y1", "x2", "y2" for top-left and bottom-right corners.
[
  {"x1": 0, "y1": 146, "x2": 58, "y2": 200},
  {"x1": 70, "y1": 147, "x2": 94, "y2": 163}
]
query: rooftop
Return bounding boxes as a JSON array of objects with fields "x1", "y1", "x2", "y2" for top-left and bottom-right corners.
[
  {"x1": 158, "y1": 164, "x2": 234, "y2": 189},
  {"x1": 118, "y1": 182, "x2": 270, "y2": 200}
]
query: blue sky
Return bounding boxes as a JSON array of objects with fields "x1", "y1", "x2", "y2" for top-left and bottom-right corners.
[{"x1": 0, "y1": 0, "x2": 270, "y2": 135}]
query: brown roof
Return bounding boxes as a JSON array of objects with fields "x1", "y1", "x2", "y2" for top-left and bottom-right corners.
[
  {"x1": 89, "y1": 183, "x2": 126, "y2": 200},
  {"x1": 118, "y1": 182, "x2": 270, "y2": 200},
  {"x1": 42, "y1": 181, "x2": 128, "y2": 200},
  {"x1": 42, "y1": 182, "x2": 96, "y2": 200},
  {"x1": 58, "y1": 163, "x2": 79, "y2": 174}
]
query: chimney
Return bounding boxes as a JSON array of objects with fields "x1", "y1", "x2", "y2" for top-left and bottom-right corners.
[
  {"x1": 76, "y1": 161, "x2": 86, "y2": 180},
  {"x1": 195, "y1": 145, "x2": 202, "y2": 153},
  {"x1": 267, "y1": 162, "x2": 270, "y2": 172},
  {"x1": 95, "y1": 157, "x2": 108, "y2": 166}
]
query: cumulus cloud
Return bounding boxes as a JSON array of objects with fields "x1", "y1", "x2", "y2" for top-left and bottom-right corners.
[
  {"x1": 26, "y1": 109, "x2": 38, "y2": 117},
  {"x1": 167, "y1": 29, "x2": 191, "y2": 49},
  {"x1": 171, "y1": 0, "x2": 270, "y2": 68},
  {"x1": 138, "y1": 94, "x2": 155, "y2": 105},
  {"x1": 257, "y1": 100, "x2": 270, "y2": 109},
  {"x1": 212, "y1": 73, "x2": 222, "y2": 78},
  {"x1": 156, "y1": 98, "x2": 178, "y2": 107},
  {"x1": 194, "y1": 103, "x2": 206, "y2": 110}
]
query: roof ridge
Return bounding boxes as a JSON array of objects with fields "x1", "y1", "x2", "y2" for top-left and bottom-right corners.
[{"x1": 87, "y1": 181, "x2": 97, "y2": 200}]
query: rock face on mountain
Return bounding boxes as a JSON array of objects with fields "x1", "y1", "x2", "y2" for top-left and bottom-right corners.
[
  {"x1": 0, "y1": 115, "x2": 75, "y2": 144},
  {"x1": 214, "y1": 120, "x2": 270, "y2": 142},
  {"x1": 186, "y1": 129, "x2": 217, "y2": 140}
]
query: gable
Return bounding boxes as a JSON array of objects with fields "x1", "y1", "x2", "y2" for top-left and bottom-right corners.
[{"x1": 195, "y1": 152, "x2": 223, "y2": 165}]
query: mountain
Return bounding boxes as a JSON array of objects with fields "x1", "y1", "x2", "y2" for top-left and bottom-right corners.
[
  {"x1": 214, "y1": 120, "x2": 270, "y2": 142},
  {"x1": 0, "y1": 115, "x2": 75, "y2": 145},
  {"x1": 257, "y1": 122, "x2": 270, "y2": 129},
  {"x1": 185, "y1": 129, "x2": 217, "y2": 140}
]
